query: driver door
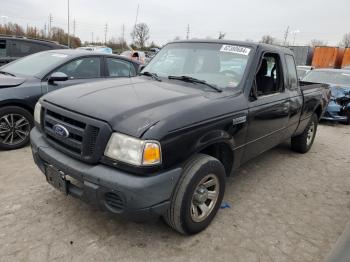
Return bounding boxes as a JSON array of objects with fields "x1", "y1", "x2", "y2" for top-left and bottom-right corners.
[{"x1": 42, "y1": 56, "x2": 103, "y2": 94}]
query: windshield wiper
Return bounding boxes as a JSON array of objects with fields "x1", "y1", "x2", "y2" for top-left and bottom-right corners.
[
  {"x1": 0, "y1": 71, "x2": 16, "y2": 77},
  {"x1": 168, "y1": 75, "x2": 222, "y2": 92},
  {"x1": 140, "y1": 71, "x2": 162, "y2": 82}
]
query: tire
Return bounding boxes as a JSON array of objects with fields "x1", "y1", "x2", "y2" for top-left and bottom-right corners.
[
  {"x1": 0, "y1": 106, "x2": 34, "y2": 150},
  {"x1": 164, "y1": 154, "x2": 226, "y2": 235},
  {"x1": 291, "y1": 113, "x2": 318, "y2": 153}
]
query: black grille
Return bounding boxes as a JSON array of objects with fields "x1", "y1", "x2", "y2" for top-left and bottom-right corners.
[
  {"x1": 105, "y1": 192, "x2": 125, "y2": 211},
  {"x1": 41, "y1": 104, "x2": 110, "y2": 163}
]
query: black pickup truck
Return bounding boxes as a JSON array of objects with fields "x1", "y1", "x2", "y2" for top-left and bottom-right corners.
[{"x1": 30, "y1": 40, "x2": 327, "y2": 235}]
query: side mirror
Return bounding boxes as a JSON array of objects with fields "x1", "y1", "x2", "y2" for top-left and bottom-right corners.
[{"x1": 48, "y1": 72, "x2": 68, "y2": 83}]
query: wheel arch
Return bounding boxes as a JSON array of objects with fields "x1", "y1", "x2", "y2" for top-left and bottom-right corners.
[
  {"x1": 314, "y1": 104, "x2": 323, "y2": 120},
  {"x1": 0, "y1": 100, "x2": 34, "y2": 115},
  {"x1": 193, "y1": 130, "x2": 235, "y2": 177}
]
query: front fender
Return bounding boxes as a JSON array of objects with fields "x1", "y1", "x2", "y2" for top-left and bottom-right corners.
[{"x1": 194, "y1": 129, "x2": 234, "y2": 152}]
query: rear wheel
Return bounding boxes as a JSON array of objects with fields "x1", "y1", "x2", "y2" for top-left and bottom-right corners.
[
  {"x1": 164, "y1": 154, "x2": 226, "y2": 235},
  {"x1": 291, "y1": 113, "x2": 318, "y2": 153},
  {"x1": 0, "y1": 106, "x2": 33, "y2": 150}
]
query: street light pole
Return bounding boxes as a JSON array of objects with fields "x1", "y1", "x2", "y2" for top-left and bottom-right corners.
[
  {"x1": 67, "y1": 0, "x2": 70, "y2": 48},
  {"x1": 291, "y1": 30, "x2": 300, "y2": 46}
]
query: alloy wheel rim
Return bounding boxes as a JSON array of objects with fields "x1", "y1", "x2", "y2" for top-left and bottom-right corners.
[
  {"x1": 306, "y1": 121, "x2": 315, "y2": 146},
  {"x1": 190, "y1": 174, "x2": 220, "y2": 223},
  {"x1": 0, "y1": 114, "x2": 30, "y2": 145}
]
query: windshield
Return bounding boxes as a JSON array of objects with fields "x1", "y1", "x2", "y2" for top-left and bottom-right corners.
[
  {"x1": 303, "y1": 70, "x2": 350, "y2": 87},
  {"x1": 1, "y1": 52, "x2": 69, "y2": 77},
  {"x1": 142, "y1": 42, "x2": 252, "y2": 89}
]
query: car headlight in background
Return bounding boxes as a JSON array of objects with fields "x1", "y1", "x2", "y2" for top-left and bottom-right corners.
[
  {"x1": 104, "y1": 133, "x2": 161, "y2": 166},
  {"x1": 34, "y1": 102, "x2": 42, "y2": 124}
]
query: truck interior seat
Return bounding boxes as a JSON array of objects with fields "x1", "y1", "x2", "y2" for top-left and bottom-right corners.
[{"x1": 256, "y1": 59, "x2": 274, "y2": 95}]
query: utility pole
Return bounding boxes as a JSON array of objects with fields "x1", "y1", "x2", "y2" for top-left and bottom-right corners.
[
  {"x1": 73, "y1": 18, "x2": 76, "y2": 36},
  {"x1": 44, "y1": 23, "x2": 47, "y2": 38},
  {"x1": 104, "y1": 23, "x2": 108, "y2": 45},
  {"x1": 186, "y1": 24, "x2": 190, "y2": 40},
  {"x1": 132, "y1": 4, "x2": 139, "y2": 43},
  {"x1": 48, "y1": 14, "x2": 53, "y2": 38},
  {"x1": 121, "y1": 24, "x2": 125, "y2": 51},
  {"x1": 91, "y1": 32, "x2": 94, "y2": 44},
  {"x1": 283, "y1": 25, "x2": 289, "y2": 46},
  {"x1": 67, "y1": 0, "x2": 70, "y2": 48}
]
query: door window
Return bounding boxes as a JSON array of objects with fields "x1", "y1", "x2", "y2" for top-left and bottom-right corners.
[
  {"x1": 106, "y1": 58, "x2": 136, "y2": 77},
  {"x1": 0, "y1": 40, "x2": 6, "y2": 57},
  {"x1": 285, "y1": 55, "x2": 298, "y2": 88},
  {"x1": 55, "y1": 57, "x2": 101, "y2": 79},
  {"x1": 255, "y1": 53, "x2": 284, "y2": 96}
]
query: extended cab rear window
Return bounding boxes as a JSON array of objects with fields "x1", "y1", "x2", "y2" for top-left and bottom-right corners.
[{"x1": 285, "y1": 55, "x2": 298, "y2": 88}]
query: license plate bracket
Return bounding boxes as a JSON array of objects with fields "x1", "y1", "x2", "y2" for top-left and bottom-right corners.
[{"x1": 45, "y1": 165, "x2": 67, "y2": 194}]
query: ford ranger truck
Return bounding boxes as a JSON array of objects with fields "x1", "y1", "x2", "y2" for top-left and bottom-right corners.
[{"x1": 30, "y1": 40, "x2": 327, "y2": 235}]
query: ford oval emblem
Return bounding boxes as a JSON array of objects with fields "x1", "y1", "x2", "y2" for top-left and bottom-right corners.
[{"x1": 53, "y1": 124, "x2": 69, "y2": 138}]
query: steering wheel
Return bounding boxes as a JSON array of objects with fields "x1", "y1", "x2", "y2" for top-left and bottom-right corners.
[{"x1": 220, "y1": 70, "x2": 240, "y2": 78}]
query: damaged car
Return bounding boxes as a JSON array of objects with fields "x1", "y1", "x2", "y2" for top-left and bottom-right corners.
[{"x1": 303, "y1": 69, "x2": 350, "y2": 124}]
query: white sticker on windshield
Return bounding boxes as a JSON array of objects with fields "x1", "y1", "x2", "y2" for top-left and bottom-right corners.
[
  {"x1": 51, "y1": 54, "x2": 68, "y2": 58},
  {"x1": 220, "y1": 45, "x2": 251, "y2": 56}
]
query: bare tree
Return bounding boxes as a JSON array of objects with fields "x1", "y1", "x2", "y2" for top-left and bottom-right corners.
[
  {"x1": 174, "y1": 36, "x2": 181, "y2": 41},
  {"x1": 131, "y1": 23, "x2": 150, "y2": 49},
  {"x1": 260, "y1": 35, "x2": 275, "y2": 45},
  {"x1": 341, "y1": 33, "x2": 350, "y2": 48},
  {"x1": 218, "y1": 32, "x2": 225, "y2": 39},
  {"x1": 310, "y1": 39, "x2": 327, "y2": 47}
]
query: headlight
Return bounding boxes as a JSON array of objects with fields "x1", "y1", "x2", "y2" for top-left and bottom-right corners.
[
  {"x1": 34, "y1": 102, "x2": 42, "y2": 124},
  {"x1": 104, "y1": 133, "x2": 161, "y2": 166}
]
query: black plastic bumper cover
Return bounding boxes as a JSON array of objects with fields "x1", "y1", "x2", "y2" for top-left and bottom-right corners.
[{"x1": 30, "y1": 127, "x2": 182, "y2": 221}]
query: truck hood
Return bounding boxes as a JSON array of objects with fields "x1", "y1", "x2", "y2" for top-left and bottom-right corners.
[
  {"x1": 43, "y1": 77, "x2": 228, "y2": 137},
  {"x1": 0, "y1": 74, "x2": 26, "y2": 88}
]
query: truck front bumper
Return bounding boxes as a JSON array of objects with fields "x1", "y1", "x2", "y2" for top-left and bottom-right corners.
[{"x1": 30, "y1": 127, "x2": 182, "y2": 221}]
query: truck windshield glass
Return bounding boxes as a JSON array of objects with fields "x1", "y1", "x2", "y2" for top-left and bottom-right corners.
[
  {"x1": 142, "y1": 42, "x2": 251, "y2": 89},
  {"x1": 1, "y1": 52, "x2": 68, "y2": 77},
  {"x1": 303, "y1": 71, "x2": 350, "y2": 87}
]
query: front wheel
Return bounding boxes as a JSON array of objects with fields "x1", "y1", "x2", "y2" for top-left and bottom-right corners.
[
  {"x1": 164, "y1": 154, "x2": 226, "y2": 235},
  {"x1": 291, "y1": 113, "x2": 318, "y2": 153},
  {"x1": 0, "y1": 106, "x2": 33, "y2": 150}
]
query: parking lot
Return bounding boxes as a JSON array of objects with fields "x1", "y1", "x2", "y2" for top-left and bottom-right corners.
[{"x1": 0, "y1": 123, "x2": 349, "y2": 262}]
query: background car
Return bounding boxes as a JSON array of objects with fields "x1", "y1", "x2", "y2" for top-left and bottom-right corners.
[
  {"x1": 0, "y1": 35, "x2": 67, "y2": 66},
  {"x1": 303, "y1": 69, "x2": 350, "y2": 124},
  {"x1": 120, "y1": 50, "x2": 146, "y2": 64},
  {"x1": 76, "y1": 46, "x2": 113, "y2": 54},
  {"x1": 0, "y1": 49, "x2": 141, "y2": 150}
]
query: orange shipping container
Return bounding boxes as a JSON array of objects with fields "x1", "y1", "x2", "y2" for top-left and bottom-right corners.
[
  {"x1": 311, "y1": 47, "x2": 344, "y2": 69},
  {"x1": 341, "y1": 48, "x2": 350, "y2": 68}
]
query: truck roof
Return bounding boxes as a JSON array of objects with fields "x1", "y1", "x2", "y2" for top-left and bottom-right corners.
[{"x1": 168, "y1": 39, "x2": 293, "y2": 54}]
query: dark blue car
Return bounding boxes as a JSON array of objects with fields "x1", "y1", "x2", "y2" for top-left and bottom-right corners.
[
  {"x1": 303, "y1": 69, "x2": 350, "y2": 124},
  {"x1": 0, "y1": 50, "x2": 141, "y2": 150}
]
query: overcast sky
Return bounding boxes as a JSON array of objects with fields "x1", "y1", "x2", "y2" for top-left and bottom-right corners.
[{"x1": 1, "y1": 0, "x2": 350, "y2": 46}]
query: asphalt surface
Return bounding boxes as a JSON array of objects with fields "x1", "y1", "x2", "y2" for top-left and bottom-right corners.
[{"x1": 0, "y1": 123, "x2": 349, "y2": 262}]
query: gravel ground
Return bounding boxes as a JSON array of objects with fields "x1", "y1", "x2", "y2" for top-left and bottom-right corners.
[{"x1": 0, "y1": 123, "x2": 349, "y2": 262}]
